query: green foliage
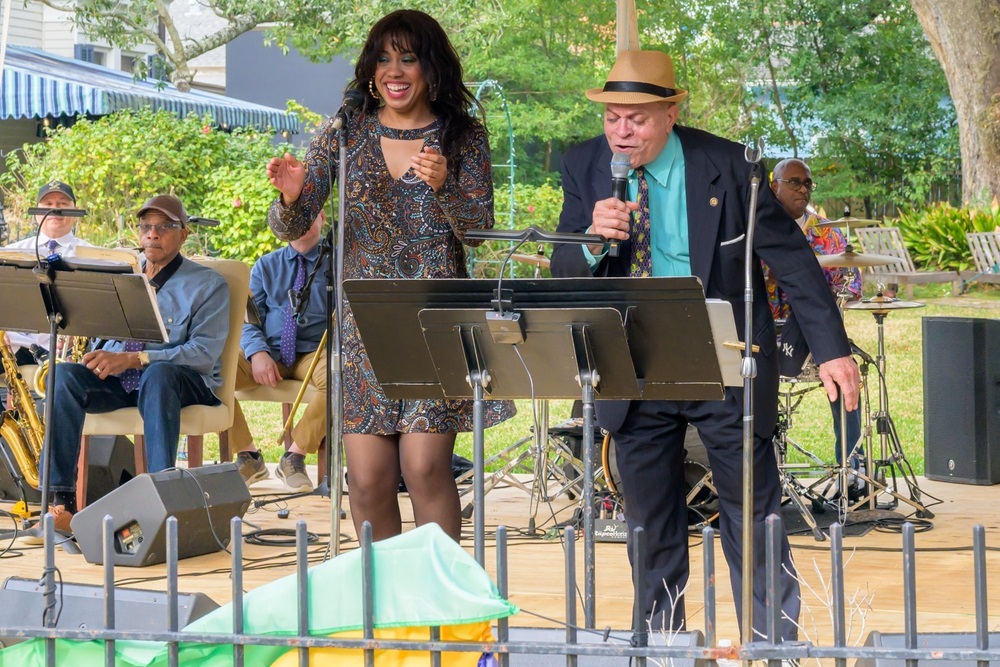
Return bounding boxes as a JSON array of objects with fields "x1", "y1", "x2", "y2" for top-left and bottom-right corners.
[
  {"x1": 471, "y1": 180, "x2": 563, "y2": 278},
  {"x1": 0, "y1": 109, "x2": 289, "y2": 259},
  {"x1": 894, "y1": 201, "x2": 1000, "y2": 270}
]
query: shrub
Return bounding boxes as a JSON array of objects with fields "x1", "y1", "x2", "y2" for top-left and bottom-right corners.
[
  {"x1": 894, "y1": 201, "x2": 1000, "y2": 271},
  {"x1": 0, "y1": 109, "x2": 294, "y2": 258}
]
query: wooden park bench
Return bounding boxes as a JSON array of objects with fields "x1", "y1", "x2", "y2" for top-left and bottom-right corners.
[
  {"x1": 962, "y1": 231, "x2": 1000, "y2": 290},
  {"x1": 853, "y1": 226, "x2": 962, "y2": 299}
]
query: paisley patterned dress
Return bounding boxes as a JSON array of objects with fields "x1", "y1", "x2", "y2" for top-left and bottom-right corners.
[{"x1": 268, "y1": 110, "x2": 515, "y2": 434}]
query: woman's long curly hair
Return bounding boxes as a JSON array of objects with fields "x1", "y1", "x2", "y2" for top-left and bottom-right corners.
[{"x1": 351, "y1": 9, "x2": 486, "y2": 177}]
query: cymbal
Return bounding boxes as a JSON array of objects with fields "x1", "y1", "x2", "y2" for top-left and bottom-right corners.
[
  {"x1": 814, "y1": 216, "x2": 880, "y2": 229},
  {"x1": 844, "y1": 298, "x2": 925, "y2": 312},
  {"x1": 816, "y1": 250, "x2": 898, "y2": 268},
  {"x1": 509, "y1": 253, "x2": 550, "y2": 269}
]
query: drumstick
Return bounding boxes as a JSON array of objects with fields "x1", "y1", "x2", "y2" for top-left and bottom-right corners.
[{"x1": 722, "y1": 341, "x2": 761, "y2": 353}]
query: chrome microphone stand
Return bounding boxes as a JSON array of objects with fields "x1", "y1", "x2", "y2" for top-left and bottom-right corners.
[{"x1": 740, "y1": 140, "x2": 763, "y2": 645}]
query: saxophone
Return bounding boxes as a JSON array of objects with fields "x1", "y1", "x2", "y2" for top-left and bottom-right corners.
[
  {"x1": 0, "y1": 331, "x2": 45, "y2": 489},
  {"x1": 33, "y1": 336, "x2": 89, "y2": 397}
]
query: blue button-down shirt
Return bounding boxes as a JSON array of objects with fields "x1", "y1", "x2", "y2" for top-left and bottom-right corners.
[
  {"x1": 241, "y1": 242, "x2": 328, "y2": 362},
  {"x1": 104, "y1": 256, "x2": 230, "y2": 391}
]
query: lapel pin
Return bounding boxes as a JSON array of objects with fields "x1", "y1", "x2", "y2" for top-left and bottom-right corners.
[{"x1": 709, "y1": 196, "x2": 719, "y2": 207}]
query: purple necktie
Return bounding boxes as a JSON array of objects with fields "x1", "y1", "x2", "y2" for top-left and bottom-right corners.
[
  {"x1": 279, "y1": 254, "x2": 306, "y2": 367},
  {"x1": 45, "y1": 239, "x2": 60, "y2": 254},
  {"x1": 118, "y1": 340, "x2": 146, "y2": 393},
  {"x1": 629, "y1": 167, "x2": 652, "y2": 277}
]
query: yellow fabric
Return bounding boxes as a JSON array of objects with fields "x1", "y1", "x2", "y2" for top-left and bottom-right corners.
[{"x1": 270, "y1": 622, "x2": 494, "y2": 667}]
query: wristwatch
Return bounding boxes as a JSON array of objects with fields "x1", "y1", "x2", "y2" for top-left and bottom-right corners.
[{"x1": 138, "y1": 351, "x2": 151, "y2": 368}]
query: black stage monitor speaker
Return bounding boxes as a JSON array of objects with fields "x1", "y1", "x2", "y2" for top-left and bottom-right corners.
[
  {"x1": 502, "y1": 627, "x2": 705, "y2": 666},
  {"x1": 922, "y1": 317, "x2": 1000, "y2": 485},
  {"x1": 0, "y1": 576, "x2": 219, "y2": 647},
  {"x1": 71, "y1": 463, "x2": 251, "y2": 567},
  {"x1": 85, "y1": 434, "x2": 136, "y2": 505},
  {"x1": 0, "y1": 434, "x2": 134, "y2": 506},
  {"x1": 856, "y1": 630, "x2": 1000, "y2": 667}
]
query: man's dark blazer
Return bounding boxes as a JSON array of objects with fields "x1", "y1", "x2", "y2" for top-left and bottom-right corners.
[{"x1": 551, "y1": 125, "x2": 851, "y2": 437}]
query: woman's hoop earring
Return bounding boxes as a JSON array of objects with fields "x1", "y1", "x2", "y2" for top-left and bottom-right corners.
[{"x1": 369, "y1": 78, "x2": 380, "y2": 99}]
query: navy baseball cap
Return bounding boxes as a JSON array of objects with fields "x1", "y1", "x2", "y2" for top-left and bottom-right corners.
[{"x1": 36, "y1": 180, "x2": 76, "y2": 204}]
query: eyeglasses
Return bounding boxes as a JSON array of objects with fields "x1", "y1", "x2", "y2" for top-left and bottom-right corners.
[
  {"x1": 774, "y1": 178, "x2": 816, "y2": 192},
  {"x1": 134, "y1": 222, "x2": 184, "y2": 235}
]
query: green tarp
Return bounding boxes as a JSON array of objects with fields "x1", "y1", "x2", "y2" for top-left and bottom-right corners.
[{"x1": 0, "y1": 523, "x2": 518, "y2": 666}]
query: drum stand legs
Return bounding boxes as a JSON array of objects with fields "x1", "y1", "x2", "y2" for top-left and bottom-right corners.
[
  {"x1": 775, "y1": 385, "x2": 828, "y2": 541},
  {"x1": 456, "y1": 399, "x2": 591, "y2": 534}
]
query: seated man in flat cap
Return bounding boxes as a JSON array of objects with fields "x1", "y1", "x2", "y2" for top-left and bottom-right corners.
[
  {"x1": 45, "y1": 194, "x2": 230, "y2": 531},
  {"x1": 3, "y1": 180, "x2": 92, "y2": 366}
]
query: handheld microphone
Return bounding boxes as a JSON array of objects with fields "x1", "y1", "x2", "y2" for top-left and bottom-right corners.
[
  {"x1": 608, "y1": 152, "x2": 631, "y2": 258},
  {"x1": 331, "y1": 88, "x2": 366, "y2": 131}
]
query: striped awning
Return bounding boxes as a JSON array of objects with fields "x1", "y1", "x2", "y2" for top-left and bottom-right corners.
[{"x1": 0, "y1": 46, "x2": 299, "y2": 134}]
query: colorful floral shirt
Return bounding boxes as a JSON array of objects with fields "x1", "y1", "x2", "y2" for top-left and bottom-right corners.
[{"x1": 764, "y1": 210, "x2": 863, "y2": 321}]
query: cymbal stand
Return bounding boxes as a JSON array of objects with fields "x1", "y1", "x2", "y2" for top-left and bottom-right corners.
[
  {"x1": 774, "y1": 379, "x2": 828, "y2": 540},
  {"x1": 848, "y1": 311, "x2": 933, "y2": 518}
]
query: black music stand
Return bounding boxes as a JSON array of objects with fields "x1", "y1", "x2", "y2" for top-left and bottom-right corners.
[
  {"x1": 0, "y1": 255, "x2": 166, "y2": 510},
  {"x1": 343, "y1": 276, "x2": 737, "y2": 628},
  {"x1": 0, "y1": 252, "x2": 166, "y2": 629}
]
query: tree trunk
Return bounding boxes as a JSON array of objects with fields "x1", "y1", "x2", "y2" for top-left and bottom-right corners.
[{"x1": 910, "y1": 0, "x2": 1000, "y2": 205}]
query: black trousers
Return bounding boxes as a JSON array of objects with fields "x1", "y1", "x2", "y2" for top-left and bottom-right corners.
[{"x1": 613, "y1": 390, "x2": 800, "y2": 640}]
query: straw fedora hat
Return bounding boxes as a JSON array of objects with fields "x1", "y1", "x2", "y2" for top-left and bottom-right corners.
[{"x1": 586, "y1": 50, "x2": 688, "y2": 105}]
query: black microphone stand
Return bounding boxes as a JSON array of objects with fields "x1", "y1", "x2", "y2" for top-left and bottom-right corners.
[
  {"x1": 23, "y1": 207, "x2": 86, "y2": 525},
  {"x1": 22, "y1": 206, "x2": 87, "y2": 628},
  {"x1": 326, "y1": 117, "x2": 350, "y2": 557},
  {"x1": 740, "y1": 141, "x2": 763, "y2": 644}
]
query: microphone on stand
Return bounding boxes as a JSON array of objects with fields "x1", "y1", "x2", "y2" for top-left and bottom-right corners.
[
  {"x1": 608, "y1": 152, "x2": 631, "y2": 258},
  {"x1": 331, "y1": 88, "x2": 366, "y2": 131}
]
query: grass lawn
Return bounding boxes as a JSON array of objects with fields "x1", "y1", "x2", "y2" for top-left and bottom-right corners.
[{"x1": 189, "y1": 283, "x2": 1000, "y2": 477}]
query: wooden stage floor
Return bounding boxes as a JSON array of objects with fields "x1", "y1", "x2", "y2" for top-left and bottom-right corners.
[{"x1": 2, "y1": 465, "x2": 1000, "y2": 646}]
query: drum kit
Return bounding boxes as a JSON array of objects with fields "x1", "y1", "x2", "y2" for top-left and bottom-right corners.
[
  {"x1": 774, "y1": 215, "x2": 933, "y2": 539},
  {"x1": 487, "y1": 218, "x2": 932, "y2": 538}
]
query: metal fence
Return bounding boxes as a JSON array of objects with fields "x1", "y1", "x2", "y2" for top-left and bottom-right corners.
[{"x1": 2, "y1": 513, "x2": 1000, "y2": 666}]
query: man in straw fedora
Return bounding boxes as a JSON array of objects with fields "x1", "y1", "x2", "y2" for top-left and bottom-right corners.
[{"x1": 551, "y1": 49, "x2": 860, "y2": 639}]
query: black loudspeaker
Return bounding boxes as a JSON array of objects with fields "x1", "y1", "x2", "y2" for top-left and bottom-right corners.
[
  {"x1": 0, "y1": 434, "x2": 135, "y2": 506},
  {"x1": 0, "y1": 576, "x2": 219, "y2": 647},
  {"x1": 857, "y1": 630, "x2": 1000, "y2": 667},
  {"x1": 85, "y1": 434, "x2": 136, "y2": 505},
  {"x1": 503, "y1": 627, "x2": 705, "y2": 666},
  {"x1": 71, "y1": 463, "x2": 251, "y2": 567},
  {"x1": 922, "y1": 317, "x2": 1000, "y2": 484}
]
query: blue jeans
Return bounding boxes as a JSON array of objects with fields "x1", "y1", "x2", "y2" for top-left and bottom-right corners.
[
  {"x1": 46, "y1": 361, "x2": 219, "y2": 492},
  {"x1": 830, "y1": 397, "x2": 862, "y2": 467}
]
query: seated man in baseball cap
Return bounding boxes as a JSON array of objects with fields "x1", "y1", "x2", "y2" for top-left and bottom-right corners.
[
  {"x1": 3, "y1": 180, "x2": 92, "y2": 365},
  {"x1": 44, "y1": 194, "x2": 231, "y2": 532}
]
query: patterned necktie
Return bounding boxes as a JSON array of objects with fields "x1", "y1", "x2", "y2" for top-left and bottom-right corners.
[
  {"x1": 45, "y1": 239, "x2": 60, "y2": 254},
  {"x1": 279, "y1": 254, "x2": 306, "y2": 367},
  {"x1": 629, "y1": 167, "x2": 652, "y2": 277},
  {"x1": 118, "y1": 340, "x2": 146, "y2": 393}
]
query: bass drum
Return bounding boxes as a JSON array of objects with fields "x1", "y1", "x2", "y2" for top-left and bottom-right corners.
[{"x1": 601, "y1": 425, "x2": 719, "y2": 527}]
